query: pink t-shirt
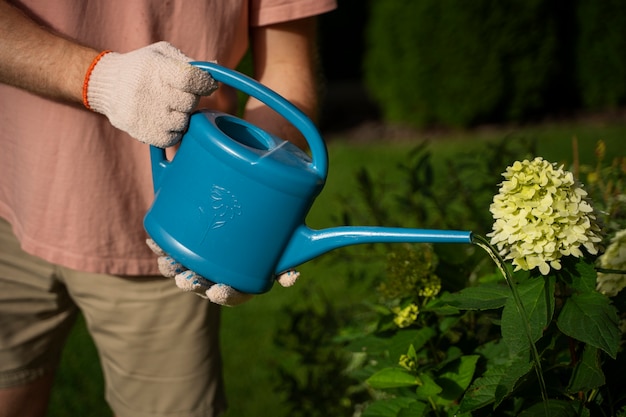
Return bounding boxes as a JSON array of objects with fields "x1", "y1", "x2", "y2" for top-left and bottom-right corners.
[{"x1": 0, "y1": 0, "x2": 336, "y2": 276}]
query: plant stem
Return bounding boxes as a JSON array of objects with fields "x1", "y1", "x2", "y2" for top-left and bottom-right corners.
[{"x1": 472, "y1": 234, "x2": 550, "y2": 416}]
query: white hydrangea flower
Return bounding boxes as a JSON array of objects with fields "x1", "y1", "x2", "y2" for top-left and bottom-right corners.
[
  {"x1": 597, "y1": 229, "x2": 626, "y2": 296},
  {"x1": 487, "y1": 157, "x2": 602, "y2": 275}
]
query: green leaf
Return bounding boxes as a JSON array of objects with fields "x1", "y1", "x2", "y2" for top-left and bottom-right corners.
[
  {"x1": 501, "y1": 276, "x2": 555, "y2": 355},
  {"x1": 566, "y1": 257, "x2": 598, "y2": 293},
  {"x1": 517, "y1": 399, "x2": 580, "y2": 417},
  {"x1": 362, "y1": 398, "x2": 421, "y2": 417},
  {"x1": 459, "y1": 351, "x2": 533, "y2": 413},
  {"x1": 436, "y1": 355, "x2": 480, "y2": 402},
  {"x1": 459, "y1": 373, "x2": 500, "y2": 412},
  {"x1": 407, "y1": 327, "x2": 437, "y2": 354},
  {"x1": 387, "y1": 327, "x2": 436, "y2": 361},
  {"x1": 415, "y1": 372, "x2": 443, "y2": 400},
  {"x1": 493, "y1": 352, "x2": 534, "y2": 406},
  {"x1": 397, "y1": 401, "x2": 428, "y2": 417},
  {"x1": 438, "y1": 283, "x2": 510, "y2": 310},
  {"x1": 474, "y1": 339, "x2": 510, "y2": 366},
  {"x1": 347, "y1": 327, "x2": 435, "y2": 358},
  {"x1": 405, "y1": 343, "x2": 417, "y2": 360},
  {"x1": 424, "y1": 298, "x2": 460, "y2": 315},
  {"x1": 435, "y1": 346, "x2": 463, "y2": 370},
  {"x1": 367, "y1": 367, "x2": 421, "y2": 389},
  {"x1": 567, "y1": 345, "x2": 605, "y2": 393},
  {"x1": 557, "y1": 292, "x2": 620, "y2": 359}
]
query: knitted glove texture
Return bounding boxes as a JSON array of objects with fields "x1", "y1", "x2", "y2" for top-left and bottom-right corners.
[
  {"x1": 146, "y1": 239, "x2": 299, "y2": 306},
  {"x1": 87, "y1": 42, "x2": 217, "y2": 147}
]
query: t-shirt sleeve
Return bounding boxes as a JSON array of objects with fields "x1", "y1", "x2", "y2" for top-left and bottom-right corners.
[{"x1": 250, "y1": 0, "x2": 337, "y2": 27}]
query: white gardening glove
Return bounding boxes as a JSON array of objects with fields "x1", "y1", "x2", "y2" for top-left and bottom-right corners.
[
  {"x1": 146, "y1": 239, "x2": 300, "y2": 306},
  {"x1": 85, "y1": 41, "x2": 217, "y2": 147}
]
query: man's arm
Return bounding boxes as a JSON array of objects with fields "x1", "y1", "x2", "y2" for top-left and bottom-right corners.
[
  {"x1": 0, "y1": 1, "x2": 98, "y2": 103},
  {"x1": 0, "y1": 1, "x2": 215, "y2": 147},
  {"x1": 245, "y1": 17, "x2": 321, "y2": 150}
]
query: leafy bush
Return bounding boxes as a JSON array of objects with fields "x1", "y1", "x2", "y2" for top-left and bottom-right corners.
[
  {"x1": 273, "y1": 287, "x2": 370, "y2": 417},
  {"x1": 361, "y1": 0, "x2": 626, "y2": 128},
  {"x1": 274, "y1": 140, "x2": 626, "y2": 416},
  {"x1": 575, "y1": 0, "x2": 626, "y2": 110},
  {"x1": 364, "y1": 0, "x2": 563, "y2": 128}
]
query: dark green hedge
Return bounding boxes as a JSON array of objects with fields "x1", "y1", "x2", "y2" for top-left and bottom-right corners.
[
  {"x1": 362, "y1": 0, "x2": 626, "y2": 128},
  {"x1": 576, "y1": 0, "x2": 626, "y2": 110}
]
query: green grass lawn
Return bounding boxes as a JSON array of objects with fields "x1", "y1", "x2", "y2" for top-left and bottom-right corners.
[{"x1": 47, "y1": 117, "x2": 625, "y2": 417}]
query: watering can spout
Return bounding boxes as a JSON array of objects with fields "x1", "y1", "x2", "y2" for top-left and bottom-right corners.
[{"x1": 275, "y1": 225, "x2": 473, "y2": 273}]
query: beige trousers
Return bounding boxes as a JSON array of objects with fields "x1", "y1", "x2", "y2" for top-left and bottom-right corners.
[{"x1": 0, "y1": 219, "x2": 226, "y2": 417}]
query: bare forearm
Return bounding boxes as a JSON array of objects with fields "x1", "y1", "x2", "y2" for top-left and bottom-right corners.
[
  {"x1": 245, "y1": 17, "x2": 321, "y2": 150},
  {"x1": 0, "y1": 1, "x2": 98, "y2": 102}
]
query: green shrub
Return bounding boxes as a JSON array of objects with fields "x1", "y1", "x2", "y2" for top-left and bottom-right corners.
[
  {"x1": 273, "y1": 139, "x2": 626, "y2": 416},
  {"x1": 576, "y1": 0, "x2": 626, "y2": 110},
  {"x1": 364, "y1": 0, "x2": 562, "y2": 128}
]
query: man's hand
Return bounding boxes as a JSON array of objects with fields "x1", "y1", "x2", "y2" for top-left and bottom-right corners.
[
  {"x1": 85, "y1": 42, "x2": 217, "y2": 147},
  {"x1": 146, "y1": 239, "x2": 299, "y2": 306}
]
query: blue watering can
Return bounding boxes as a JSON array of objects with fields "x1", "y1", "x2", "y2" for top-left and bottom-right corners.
[{"x1": 144, "y1": 62, "x2": 472, "y2": 294}]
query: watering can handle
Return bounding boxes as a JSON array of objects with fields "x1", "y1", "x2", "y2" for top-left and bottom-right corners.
[{"x1": 189, "y1": 61, "x2": 328, "y2": 177}]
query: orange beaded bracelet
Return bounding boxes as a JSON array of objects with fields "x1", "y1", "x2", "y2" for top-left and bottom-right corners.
[{"x1": 82, "y1": 50, "x2": 112, "y2": 110}]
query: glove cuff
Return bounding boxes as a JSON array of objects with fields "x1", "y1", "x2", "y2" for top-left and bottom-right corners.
[
  {"x1": 84, "y1": 51, "x2": 129, "y2": 117},
  {"x1": 82, "y1": 50, "x2": 113, "y2": 110}
]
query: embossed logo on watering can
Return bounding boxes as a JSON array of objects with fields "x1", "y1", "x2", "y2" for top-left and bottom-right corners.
[{"x1": 207, "y1": 185, "x2": 242, "y2": 230}]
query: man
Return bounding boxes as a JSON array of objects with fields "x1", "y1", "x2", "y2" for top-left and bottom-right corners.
[{"x1": 0, "y1": 1, "x2": 336, "y2": 416}]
